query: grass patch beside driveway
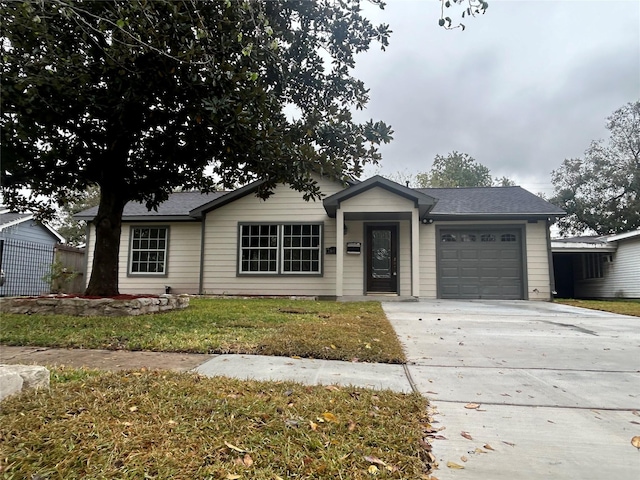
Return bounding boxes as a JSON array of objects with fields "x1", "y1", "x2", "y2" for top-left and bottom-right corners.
[
  {"x1": 0, "y1": 298, "x2": 406, "y2": 363},
  {"x1": 555, "y1": 298, "x2": 640, "y2": 317},
  {"x1": 0, "y1": 368, "x2": 432, "y2": 479}
]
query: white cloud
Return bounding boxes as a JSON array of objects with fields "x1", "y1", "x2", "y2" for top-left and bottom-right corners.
[{"x1": 353, "y1": 0, "x2": 640, "y2": 194}]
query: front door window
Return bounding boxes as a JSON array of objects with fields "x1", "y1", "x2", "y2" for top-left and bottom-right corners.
[{"x1": 366, "y1": 225, "x2": 398, "y2": 293}]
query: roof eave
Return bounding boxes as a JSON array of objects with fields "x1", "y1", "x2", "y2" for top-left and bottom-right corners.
[
  {"x1": 190, "y1": 180, "x2": 265, "y2": 218},
  {"x1": 426, "y1": 213, "x2": 562, "y2": 221}
]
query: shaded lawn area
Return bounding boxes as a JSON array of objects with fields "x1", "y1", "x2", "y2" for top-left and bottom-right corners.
[
  {"x1": 0, "y1": 298, "x2": 406, "y2": 363},
  {"x1": 0, "y1": 368, "x2": 434, "y2": 479},
  {"x1": 555, "y1": 299, "x2": 640, "y2": 317}
]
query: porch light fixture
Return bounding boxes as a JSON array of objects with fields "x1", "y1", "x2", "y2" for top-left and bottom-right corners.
[{"x1": 422, "y1": 218, "x2": 434, "y2": 224}]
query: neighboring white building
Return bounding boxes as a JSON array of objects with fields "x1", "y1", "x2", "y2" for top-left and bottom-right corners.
[
  {"x1": 77, "y1": 175, "x2": 565, "y2": 301},
  {"x1": 552, "y1": 230, "x2": 640, "y2": 299}
]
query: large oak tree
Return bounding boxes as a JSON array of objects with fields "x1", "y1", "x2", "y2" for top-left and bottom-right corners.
[
  {"x1": 1, "y1": 0, "x2": 393, "y2": 295},
  {"x1": 550, "y1": 100, "x2": 640, "y2": 235}
]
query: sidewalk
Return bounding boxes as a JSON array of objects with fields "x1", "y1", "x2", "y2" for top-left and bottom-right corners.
[
  {"x1": 0, "y1": 345, "x2": 413, "y2": 392},
  {"x1": 0, "y1": 345, "x2": 213, "y2": 373}
]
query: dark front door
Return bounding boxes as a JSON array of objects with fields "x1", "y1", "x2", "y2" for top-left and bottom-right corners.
[{"x1": 366, "y1": 225, "x2": 398, "y2": 293}]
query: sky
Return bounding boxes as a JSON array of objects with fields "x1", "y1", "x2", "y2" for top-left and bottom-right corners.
[{"x1": 351, "y1": 0, "x2": 640, "y2": 196}]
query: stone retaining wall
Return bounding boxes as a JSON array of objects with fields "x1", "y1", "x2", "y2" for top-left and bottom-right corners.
[{"x1": 1, "y1": 295, "x2": 190, "y2": 317}]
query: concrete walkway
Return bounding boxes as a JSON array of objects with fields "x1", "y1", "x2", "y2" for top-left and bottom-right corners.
[
  {"x1": 383, "y1": 300, "x2": 640, "y2": 480},
  {"x1": 195, "y1": 354, "x2": 412, "y2": 392}
]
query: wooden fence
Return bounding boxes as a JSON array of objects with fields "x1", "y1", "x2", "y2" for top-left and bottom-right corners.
[{"x1": 52, "y1": 244, "x2": 86, "y2": 294}]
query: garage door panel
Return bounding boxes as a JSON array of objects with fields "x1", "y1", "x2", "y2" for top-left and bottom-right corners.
[
  {"x1": 438, "y1": 228, "x2": 523, "y2": 300},
  {"x1": 480, "y1": 267, "x2": 499, "y2": 278},
  {"x1": 460, "y1": 250, "x2": 478, "y2": 260},
  {"x1": 461, "y1": 265, "x2": 479, "y2": 274},
  {"x1": 460, "y1": 285, "x2": 480, "y2": 296},
  {"x1": 478, "y1": 249, "x2": 501, "y2": 260},
  {"x1": 441, "y1": 250, "x2": 459, "y2": 260},
  {"x1": 500, "y1": 250, "x2": 519, "y2": 260}
]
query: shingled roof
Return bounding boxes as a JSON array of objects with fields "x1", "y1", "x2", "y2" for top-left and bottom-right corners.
[
  {"x1": 75, "y1": 191, "x2": 227, "y2": 221},
  {"x1": 75, "y1": 181, "x2": 564, "y2": 222},
  {"x1": 417, "y1": 186, "x2": 564, "y2": 217}
]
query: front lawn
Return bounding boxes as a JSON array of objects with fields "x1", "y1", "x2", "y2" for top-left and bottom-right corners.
[
  {"x1": 0, "y1": 368, "x2": 434, "y2": 479},
  {"x1": 555, "y1": 298, "x2": 640, "y2": 317},
  {"x1": 0, "y1": 298, "x2": 406, "y2": 363}
]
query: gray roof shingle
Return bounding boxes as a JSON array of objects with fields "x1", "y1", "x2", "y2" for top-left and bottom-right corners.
[
  {"x1": 0, "y1": 212, "x2": 32, "y2": 228},
  {"x1": 75, "y1": 182, "x2": 564, "y2": 221},
  {"x1": 416, "y1": 186, "x2": 564, "y2": 216},
  {"x1": 75, "y1": 191, "x2": 227, "y2": 221}
]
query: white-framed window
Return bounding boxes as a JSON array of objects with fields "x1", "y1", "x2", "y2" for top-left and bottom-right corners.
[
  {"x1": 129, "y1": 226, "x2": 168, "y2": 275},
  {"x1": 239, "y1": 223, "x2": 322, "y2": 275},
  {"x1": 582, "y1": 253, "x2": 604, "y2": 280}
]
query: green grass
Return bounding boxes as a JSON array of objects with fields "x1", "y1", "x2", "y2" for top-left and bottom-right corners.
[
  {"x1": 555, "y1": 298, "x2": 640, "y2": 317},
  {"x1": 0, "y1": 368, "x2": 435, "y2": 479},
  {"x1": 0, "y1": 298, "x2": 406, "y2": 363}
]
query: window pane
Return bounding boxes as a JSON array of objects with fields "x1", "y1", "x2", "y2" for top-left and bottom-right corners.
[
  {"x1": 282, "y1": 224, "x2": 321, "y2": 274},
  {"x1": 239, "y1": 224, "x2": 278, "y2": 273},
  {"x1": 129, "y1": 227, "x2": 168, "y2": 275}
]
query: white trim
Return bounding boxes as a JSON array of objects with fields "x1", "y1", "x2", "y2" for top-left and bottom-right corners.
[
  {"x1": 0, "y1": 214, "x2": 34, "y2": 231},
  {"x1": 0, "y1": 214, "x2": 65, "y2": 243},
  {"x1": 606, "y1": 230, "x2": 640, "y2": 243}
]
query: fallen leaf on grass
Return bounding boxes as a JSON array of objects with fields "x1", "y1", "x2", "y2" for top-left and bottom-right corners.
[
  {"x1": 309, "y1": 421, "x2": 318, "y2": 431},
  {"x1": 461, "y1": 431, "x2": 473, "y2": 440},
  {"x1": 243, "y1": 454, "x2": 253, "y2": 467},
  {"x1": 348, "y1": 421, "x2": 356, "y2": 432},
  {"x1": 632, "y1": 436, "x2": 640, "y2": 450},
  {"x1": 447, "y1": 461, "x2": 465, "y2": 469},
  {"x1": 226, "y1": 475, "x2": 241, "y2": 480},
  {"x1": 128, "y1": 406, "x2": 138, "y2": 412},
  {"x1": 322, "y1": 412, "x2": 338, "y2": 423},
  {"x1": 368, "y1": 465, "x2": 379, "y2": 474},
  {"x1": 364, "y1": 455, "x2": 387, "y2": 466},
  {"x1": 225, "y1": 441, "x2": 247, "y2": 453},
  {"x1": 464, "y1": 403, "x2": 481, "y2": 410}
]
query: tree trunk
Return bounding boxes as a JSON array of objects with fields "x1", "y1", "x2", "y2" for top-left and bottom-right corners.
[{"x1": 85, "y1": 185, "x2": 127, "y2": 296}]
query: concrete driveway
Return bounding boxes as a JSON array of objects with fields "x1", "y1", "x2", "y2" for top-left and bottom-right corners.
[{"x1": 383, "y1": 300, "x2": 640, "y2": 480}]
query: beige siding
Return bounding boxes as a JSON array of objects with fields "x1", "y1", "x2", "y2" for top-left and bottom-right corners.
[
  {"x1": 525, "y1": 221, "x2": 553, "y2": 300},
  {"x1": 575, "y1": 238, "x2": 640, "y2": 298},
  {"x1": 340, "y1": 188, "x2": 416, "y2": 213},
  {"x1": 84, "y1": 222, "x2": 203, "y2": 295},
  {"x1": 418, "y1": 223, "x2": 438, "y2": 299},
  {"x1": 201, "y1": 176, "x2": 342, "y2": 296},
  {"x1": 343, "y1": 221, "x2": 365, "y2": 295},
  {"x1": 398, "y1": 220, "x2": 412, "y2": 295}
]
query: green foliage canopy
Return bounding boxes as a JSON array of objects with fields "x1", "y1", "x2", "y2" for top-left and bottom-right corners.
[
  {"x1": 1, "y1": 0, "x2": 393, "y2": 295},
  {"x1": 416, "y1": 151, "x2": 494, "y2": 187},
  {"x1": 550, "y1": 100, "x2": 640, "y2": 235}
]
